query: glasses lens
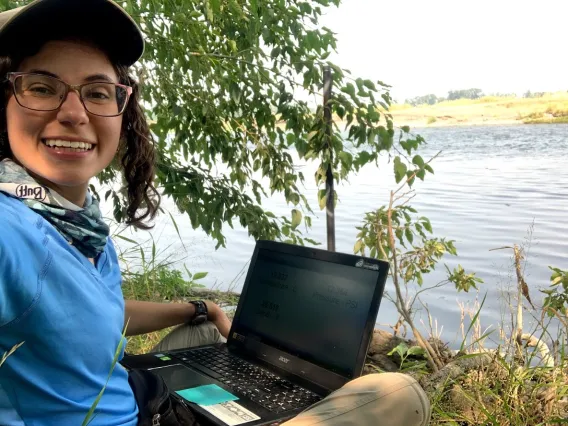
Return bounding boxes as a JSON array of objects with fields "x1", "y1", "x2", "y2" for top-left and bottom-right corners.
[
  {"x1": 82, "y1": 83, "x2": 128, "y2": 116},
  {"x1": 14, "y1": 74, "x2": 65, "y2": 111}
]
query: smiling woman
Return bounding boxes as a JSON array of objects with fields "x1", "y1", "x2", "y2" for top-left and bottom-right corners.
[
  {"x1": 0, "y1": 1, "x2": 233, "y2": 425},
  {"x1": 4, "y1": 41, "x2": 127, "y2": 204}
]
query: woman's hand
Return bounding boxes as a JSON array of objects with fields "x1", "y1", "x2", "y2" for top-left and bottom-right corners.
[{"x1": 204, "y1": 301, "x2": 232, "y2": 339}]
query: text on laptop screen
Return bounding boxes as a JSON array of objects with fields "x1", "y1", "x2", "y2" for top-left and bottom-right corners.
[{"x1": 236, "y1": 248, "x2": 379, "y2": 377}]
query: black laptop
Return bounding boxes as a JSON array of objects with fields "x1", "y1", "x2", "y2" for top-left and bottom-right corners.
[{"x1": 122, "y1": 240, "x2": 389, "y2": 426}]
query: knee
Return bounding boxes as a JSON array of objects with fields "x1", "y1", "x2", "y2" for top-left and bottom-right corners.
[
  {"x1": 198, "y1": 321, "x2": 225, "y2": 343},
  {"x1": 357, "y1": 372, "x2": 428, "y2": 400},
  {"x1": 352, "y1": 373, "x2": 431, "y2": 424}
]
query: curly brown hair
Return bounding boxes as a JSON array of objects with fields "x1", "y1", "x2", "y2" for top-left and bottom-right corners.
[{"x1": 0, "y1": 43, "x2": 161, "y2": 229}]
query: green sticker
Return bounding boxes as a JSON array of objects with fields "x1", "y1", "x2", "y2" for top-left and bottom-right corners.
[
  {"x1": 159, "y1": 356, "x2": 171, "y2": 361},
  {"x1": 176, "y1": 384, "x2": 239, "y2": 406}
]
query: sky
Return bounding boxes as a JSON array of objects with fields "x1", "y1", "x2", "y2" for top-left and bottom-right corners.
[{"x1": 319, "y1": 0, "x2": 568, "y2": 102}]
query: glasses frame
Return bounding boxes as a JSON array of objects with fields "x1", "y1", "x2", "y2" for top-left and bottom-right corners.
[{"x1": 6, "y1": 72, "x2": 133, "y2": 117}]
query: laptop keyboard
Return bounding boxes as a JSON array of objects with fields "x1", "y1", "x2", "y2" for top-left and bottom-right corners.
[{"x1": 173, "y1": 347, "x2": 322, "y2": 413}]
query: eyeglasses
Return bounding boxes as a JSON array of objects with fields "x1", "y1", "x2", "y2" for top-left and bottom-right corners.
[{"x1": 6, "y1": 72, "x2": 133, "y2": 117}]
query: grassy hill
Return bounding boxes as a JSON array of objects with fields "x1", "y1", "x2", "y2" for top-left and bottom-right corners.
[{"x1": 387, "y1": 92, "x2": 568, "y2": 127}]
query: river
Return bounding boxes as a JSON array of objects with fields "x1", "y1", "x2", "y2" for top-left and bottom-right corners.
[{"x1": 108, "y1": 124, "x2": 568, "y2": 348}]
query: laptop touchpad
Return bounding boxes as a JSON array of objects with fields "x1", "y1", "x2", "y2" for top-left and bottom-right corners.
[{"x1": 149, "y1": 364, "x2": 213, "y2": 391}]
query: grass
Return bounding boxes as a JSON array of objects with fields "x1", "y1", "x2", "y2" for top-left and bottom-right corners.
[
  {"x1": 0, "y1": 342, "x2": 24, "y2": 368},
  {"x1": 422, "y1": 240, "x2": 568, "y2": 424},
  {"x1": 387, "y1": 91, "x2": 568, "y2": 127},
  {"x1": 426, "y1": 305, "x2": 568, "y2": 425},
  {"x1": 116, "y1": 231, "x2": 240, "y2": 355},
  {"x1": 523, "y1": 116, "x2": 568, "y2": 124}
]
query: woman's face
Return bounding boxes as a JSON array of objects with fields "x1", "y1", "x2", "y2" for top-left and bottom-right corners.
[{"x1": 6, "y1": 40, "x2": 123, "y2": 194}]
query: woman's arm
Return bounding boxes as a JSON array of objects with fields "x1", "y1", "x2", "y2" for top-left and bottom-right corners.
[{"x1": 124, "y1": 300, "x2": 231, "y2": 338}]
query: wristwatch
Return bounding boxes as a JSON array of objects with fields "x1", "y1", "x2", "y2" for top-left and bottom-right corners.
[{"x1": 188, "y1": 300, "x2": 208, "y2": 325}]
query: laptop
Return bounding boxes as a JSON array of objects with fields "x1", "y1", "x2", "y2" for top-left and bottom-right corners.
[{"x1": 122, "y1": 240, "x2": 389, "y2": 426}]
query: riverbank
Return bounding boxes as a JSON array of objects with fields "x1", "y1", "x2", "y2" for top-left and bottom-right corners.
[
  {"x1": 123, "y1": 282, "x2": 568, "y2": 425},
  {"x1": 378, "y1": 92, "x2": 568, "y2": 128}
]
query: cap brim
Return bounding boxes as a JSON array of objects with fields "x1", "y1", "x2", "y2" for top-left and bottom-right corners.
[{"x1": 0, "y1": 0, "x2": 144, "y2": 66}]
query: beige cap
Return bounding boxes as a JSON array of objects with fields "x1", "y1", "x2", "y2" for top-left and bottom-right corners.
[{"x1": 0, "y1": 0, "x2": 144, "y2": 66}]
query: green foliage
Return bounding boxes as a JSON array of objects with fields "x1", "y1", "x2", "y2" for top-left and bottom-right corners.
[
  {"x1": 405, "y1": 93, "x2": 439, "y2": 106},
  {"x1": 427, "y1": 116, "x2": 437, "y2": 124},
  {"x1": 95, "y1": 0, "x2": 424, "y2": 248},
  {"x1": 0, "y1": 1, "x2": 430, "y2": 249},
  {"x1": 447, "y1": 88, "x2": 484, "y2": 100},
  {"x1": 393, "y1": 156, "x2": 407, "y2": 183},
  {"x1": 523, "y1": 116, "x2": 568, "y2": 124},
  {"x1": 387, "y1": 342, "x2": 428, "y2": 373},
  {"x1": 123, "y1": 264, "x2": 206, "y2": 301},
  {"x1": 405, "y1": 88, "x2": 486, "y2": 107},
  {"x1": 353, "y1": 203, "x2": 474, "y2": 287},
  {"x1": 353, "y1": 150, "x2": 481, "y2": 293},
  {"x1": 523, "y1": 90, "x2": 546, "y2": 98},
  {"x1": 542, "y1": 266, "x2": 568, "y2": 317},
  {"x1": 447, "y1": 265, "x2": 483, "y2": 292}
]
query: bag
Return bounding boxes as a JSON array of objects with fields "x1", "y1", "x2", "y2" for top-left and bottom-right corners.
[{"x1": 128, "y1": 368, "x2": 201, "y2": 426}]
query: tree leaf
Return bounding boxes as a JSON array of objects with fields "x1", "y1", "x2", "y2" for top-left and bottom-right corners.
[
  {"x1": 407, "y1": 346, "x2": 426, "y2": 357},
  {"x1": 405, "y1": 228, "x2": 414, "y2": 245},
  {"x1": 394, "y1": 157, "x2": 407, "y2": 183},
  {"x1": 291, "y1": 209, "x2": 302, "y2": 229},
  {"x1": 388, "y1": 342, "x2": 409, "y2": 358},
  {"x1": 354, "y1": 240, "x2": 363, "y2": 253},
  {"x1": 363, "y1": 80, "x2": 377, "y2": 91},
  {"x1": 318, "y1": 189, "x2": 328, "y2": 210},
  {"x1": 193, "y1": 272, "x2": 209, "y2": 280},
  {"x1": 412, "y1": 155, "x2": 424, "y2": 167}
]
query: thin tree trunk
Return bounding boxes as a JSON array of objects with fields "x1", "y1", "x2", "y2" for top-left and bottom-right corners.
[{"x1": 386, "y1": 191, "x2": 443, "y2": 371}]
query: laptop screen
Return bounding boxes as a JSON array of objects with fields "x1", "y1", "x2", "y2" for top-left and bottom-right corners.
[{"x1": 233, "y1": 245, "x2": 383, "y2": 378}]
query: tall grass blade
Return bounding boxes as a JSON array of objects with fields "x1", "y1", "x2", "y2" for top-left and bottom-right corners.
[
  {"x1": 82, "y1": 320, "x2": 129, "y2": 426},
  {"x1": 459, "y1": 292, "x2": 488, "y2": 353},
  {"x1": 0, "y1": 341, "x2": 24, "y2": 368},
  {"x1": 168, "y1": 211, "x2": 186, "y2": 250}
]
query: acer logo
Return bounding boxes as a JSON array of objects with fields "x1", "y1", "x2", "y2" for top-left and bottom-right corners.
[
  {"x1": 279, "y1": 356, "x2": 290, "y2": 364},
  {"x1": 355, "y1": 259, "x2": 379, "y2": 271}
]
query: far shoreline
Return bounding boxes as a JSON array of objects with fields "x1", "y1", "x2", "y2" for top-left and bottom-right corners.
[{"x1": 379, "y1": 92, "x2": 568, "y2": 129}]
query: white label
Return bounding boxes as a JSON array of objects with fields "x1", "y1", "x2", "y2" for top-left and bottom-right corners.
[{"x1": 200, "y1": 401, "x2": 261, "y2": 425}]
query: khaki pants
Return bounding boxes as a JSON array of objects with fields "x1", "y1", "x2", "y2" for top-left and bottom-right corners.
[{"x1": 153, "y1": 323, "x2": 431, "y2": 426}]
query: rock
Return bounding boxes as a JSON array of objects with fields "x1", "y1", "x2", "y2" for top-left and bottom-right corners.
[
  {"x1": 368, "y1": 330, "x2": 412, "y2": 357},
  {"x1": 369, "y1": 354, "x2": 399, "y2": 372},
  {"x1": 420, "y1": 353, "x2": 493, "y2": 394},
  {"x1": 449, "y1": 384, "x2": 473, "y2": 411}
]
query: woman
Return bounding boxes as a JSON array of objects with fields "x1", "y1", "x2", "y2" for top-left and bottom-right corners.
[{"x1": 0, "y1": 1, "x2": 430, "y2": 425}]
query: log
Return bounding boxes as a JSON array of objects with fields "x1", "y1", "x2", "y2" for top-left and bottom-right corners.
[{"x1": 420, "y1": 353, "x2": 493, "y2": 394}]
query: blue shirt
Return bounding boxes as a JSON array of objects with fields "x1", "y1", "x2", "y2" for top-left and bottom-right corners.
[{"x1": 0, "y1": 192, "x2": 138, "y2": 425}]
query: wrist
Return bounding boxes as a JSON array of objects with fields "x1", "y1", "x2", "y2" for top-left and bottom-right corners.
[{"x1": 204, "y1": 300, "x2": 219, "y2": 321}]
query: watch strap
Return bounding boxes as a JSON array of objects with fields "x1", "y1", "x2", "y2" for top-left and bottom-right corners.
[{"x1": 188, "y1": 300, "x2": 208, "y2": 325}]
